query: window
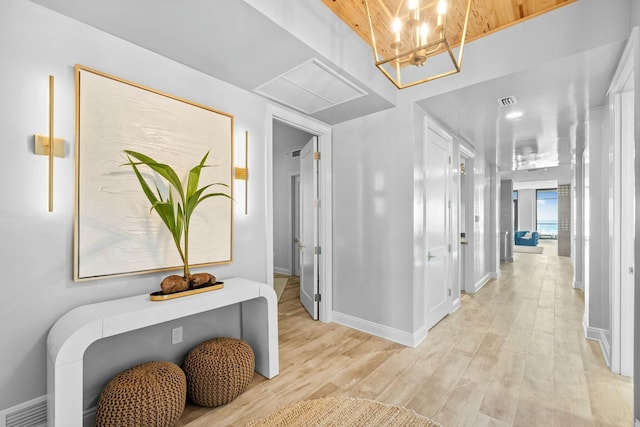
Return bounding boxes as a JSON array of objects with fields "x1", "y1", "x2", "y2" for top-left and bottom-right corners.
[{"x1": 536, "y1": 189, "x2": 558, "y2": 239}]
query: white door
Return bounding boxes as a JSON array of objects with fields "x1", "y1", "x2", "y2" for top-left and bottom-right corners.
[
  {"x1": 299, "y1": 137, "x2": 318, "y2": 319},
  {"x1": 459, "y1": 163, "x2": 467, "y2": 293},
  {"x1": 292, "y1": 175, "x2": 301, "y2": 277},
  {"x1": 425, "y1": 125, "x2": 451, "y2": 330}
]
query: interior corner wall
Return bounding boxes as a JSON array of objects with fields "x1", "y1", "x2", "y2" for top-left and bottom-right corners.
[
  {"x1": 500, "y1": 179, "x2": 514, "y2": 262},
  {"x1": 332, "y1": 105, "x2": 415, "y2": 334},
  {"x1": 573, "y1": 152, "x2": 584, "y2": 289},
  {"x1": 587, "y1": 107, "x2": 612, "y2": 339},
  {"x1": 489, "y1": 166, "x2": 500, "y2": 275},
  {"x1": 0, "y1": 0, "x2": 271, "y2": 411}
]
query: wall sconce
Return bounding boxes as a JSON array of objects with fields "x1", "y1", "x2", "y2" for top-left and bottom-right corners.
[
  {"x1": 234, "y1": 130, "x2": 249, "y2": 214},
  {"x1": 34, "y1": 75, "x2": 65, "y2": 212}
]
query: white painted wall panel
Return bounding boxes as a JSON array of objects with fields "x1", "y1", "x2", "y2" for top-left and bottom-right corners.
[
  {"x1": 587, "y1": 107, "x2": 611, "y2": 336},
  {"x1": 517, "y1": 189, "x2": 536, "y2": 232},
  {"x1": 332, "y1": 106, "x2": 415, "y2": 332}
]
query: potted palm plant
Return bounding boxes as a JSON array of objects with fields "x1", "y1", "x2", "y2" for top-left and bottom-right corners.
[{"x1": 124, "y1": 150, "x2": 230, "y2": 296}]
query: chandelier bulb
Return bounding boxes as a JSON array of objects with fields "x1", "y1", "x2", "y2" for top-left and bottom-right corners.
[
  {"x1": 420, "y1": 22, "x2": 428, "y2": 46},
  {"x1": 438, "y1": 0, "x2": 447, "y2": 15},
  {"x1": 392, "y1": 17, "x2": 402, "y2": 33}
]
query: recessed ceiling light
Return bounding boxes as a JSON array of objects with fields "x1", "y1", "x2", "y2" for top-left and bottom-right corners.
[{"x1": 506, "y1": 111, "x2": 523, "y2": 120}]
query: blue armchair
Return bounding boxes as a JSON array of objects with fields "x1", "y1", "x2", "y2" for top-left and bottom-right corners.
[{"x1": 514, "y1": 230, "x2": 539, "y2": 246}]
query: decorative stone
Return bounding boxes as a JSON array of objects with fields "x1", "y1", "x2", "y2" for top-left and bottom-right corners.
[
  {"x1": 190, "y1": 272, "x2": 216, "y2": 288},
  {"x1": 183, "y1": 337, "x2": 255, "y2": 407},
  {"x1": 95, "y1": 361, "x2": 186, "y2": 427},
  {"x1": 161, "y1": 275, "x2": 189, "y2": 294}
]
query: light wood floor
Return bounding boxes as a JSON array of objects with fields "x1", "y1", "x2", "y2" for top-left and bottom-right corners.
[{"x1": 178, "y1": 251, "x2": 633, "y2": 426}]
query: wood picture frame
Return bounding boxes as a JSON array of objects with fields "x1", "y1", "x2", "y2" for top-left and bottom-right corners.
[{"x1": 74, "y1": 65, "x2": 233, "y2": 281}]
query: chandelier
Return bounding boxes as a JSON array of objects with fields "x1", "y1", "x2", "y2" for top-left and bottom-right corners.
[{"x1": 364, "y1": 0, "x2": 472, "y2": 89}]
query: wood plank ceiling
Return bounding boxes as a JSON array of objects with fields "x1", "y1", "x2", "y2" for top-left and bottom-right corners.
[{"x1": 322, "y1": 0, "x2": 576, "y2": 56}]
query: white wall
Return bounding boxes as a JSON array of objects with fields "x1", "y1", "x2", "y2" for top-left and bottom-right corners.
[
  {"x1": 573, "y1": 151, "x2": 584, "y2": 289},
  {"x1": 500, "y1": 180, "x2": 514, "y2": 262},
  {"x1": 272, "y1": 123, "x2": 312, "y2": 275},
  {"x1": 469, "y1": 151, "x2": 492, "y2": 288},
  {"x1": 332, "y1": 106, "x2": 415, "y2": 333},
  {"x1": 516, "y1": 189, "x2": 536, "y2": 231},
  {"x1": 631, "y1": 0, "x2": 640, "y2": 28},
  {"x1": 0, "y1": 0, "x2": 271, "y2": 411},
  {"x1": 585, "y1": 107, "x2": 612, "y2": 349}
]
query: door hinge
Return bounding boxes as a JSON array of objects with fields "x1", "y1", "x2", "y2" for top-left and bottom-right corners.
[
  {"x1": 313, "y1": 199, "x2": 321, "y2": 207},
  {"x1": 448, "y1": 200, "x2": 451, "y2": 209},
  {"x1": 314, "y1": 151, "x2": 321, "y2": 160},
  {"x1": 449, "y1": 156, "x2": 451, "y2": 164},
  {"x1": 314, "y1": 293, "x2": 322, "y2": 302},
  {"x1": 448, "y1": 244, "x2": 451, "y2": 252},
  {"x1": 314, "y1": 246, "x2": 322, "y2": 255},
  {"x1": 448, "y1": 289, "x2": 452, "y2": 297}
]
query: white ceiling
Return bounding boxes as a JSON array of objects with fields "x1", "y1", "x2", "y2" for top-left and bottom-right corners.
[
  {"x1": 28, "y1": 0, "x2": 630, "y2": 185},
  {"x1": 417, "y1": 39, "x2": 624, "y2": 183}
]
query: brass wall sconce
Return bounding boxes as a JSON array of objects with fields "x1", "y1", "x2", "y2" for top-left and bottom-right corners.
[
  {"x1": 234, "y1": 130, "x2": 249, "y2": 214},
  {"x1": 34, "y1": 75, "x2": 65, "y2": 212}
]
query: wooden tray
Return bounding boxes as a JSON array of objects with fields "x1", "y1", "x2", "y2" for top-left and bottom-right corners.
[{"x1": 149, "y1": 282, "x2": 224, "y2": 301}]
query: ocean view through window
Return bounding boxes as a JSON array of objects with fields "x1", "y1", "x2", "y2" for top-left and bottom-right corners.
[{"x1": 536, "y1": 189, "x2": 558, "y2": 239}]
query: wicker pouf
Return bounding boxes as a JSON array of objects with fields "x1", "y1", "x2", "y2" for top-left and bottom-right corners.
[
  {"x1": 95, "y1": 361, "x2": 186, "y2": 427},
  {"x1": 183, "y1": 337, "x2": 255, "y2": 407}
]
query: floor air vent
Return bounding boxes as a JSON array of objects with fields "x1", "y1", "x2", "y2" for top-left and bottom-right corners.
[
  {"x1": 0, "y1": 396, "x2": 47, "y2": 427},
  {"x1": 498, "y1": 95, "x2": 517, "y2": 106}
]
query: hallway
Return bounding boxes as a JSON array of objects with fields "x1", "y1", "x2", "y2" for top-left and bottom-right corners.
[{"x1": 179, "y1": 249, "x2": 633, "y2": 426}]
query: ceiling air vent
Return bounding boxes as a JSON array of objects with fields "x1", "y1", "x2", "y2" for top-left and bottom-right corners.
[
  {"x1": 255, "y1": 58, "x2": 367, "y2": 115},
  {"x1": 291, "y1": 150, "x2": 301, "y2": 158},
  {"x1": 498, "y1": 95, "x2": 517, "y2": 107}
]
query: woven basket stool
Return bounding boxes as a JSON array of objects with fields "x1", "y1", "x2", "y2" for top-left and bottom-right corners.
[
  {"x1": 95, "y1": 361, "x2": 186, "y2": 427},
  {"x1": 183, "y1": 337, "x2": 255, "y2": 407}
]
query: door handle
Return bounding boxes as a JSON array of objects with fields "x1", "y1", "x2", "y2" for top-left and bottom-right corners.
[
  {"x1": 460, "y1": 241, "x2": 468, "y2": 245},
  {"x1": 427, "y1": 254, "x2": 436, "y2": 261}
]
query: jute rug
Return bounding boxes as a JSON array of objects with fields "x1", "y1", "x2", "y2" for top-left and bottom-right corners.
[
  {"x1": 274, "y1": 278, "x2": 288, "y2": 302},
  {"x1": 245, "y1": 396, "x2": 441, "y2": 426}
]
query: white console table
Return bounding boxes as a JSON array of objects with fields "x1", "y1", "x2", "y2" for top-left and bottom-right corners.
[{"x1": 46, "y1": 277, "x2": 278, "y2": 427}]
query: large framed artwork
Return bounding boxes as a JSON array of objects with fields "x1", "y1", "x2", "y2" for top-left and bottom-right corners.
[{"x1": 74, "y1": 65, "x2": 233, "y2": 281}]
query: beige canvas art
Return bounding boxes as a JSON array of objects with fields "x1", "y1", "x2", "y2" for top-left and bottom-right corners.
[{"x1": 74, "y1": 66, "x2": 233, "y2": 280}]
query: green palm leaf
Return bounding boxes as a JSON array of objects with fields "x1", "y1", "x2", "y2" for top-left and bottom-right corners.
[{"x1": 123, "y1": 150, "x2": 230, "y2": 278}]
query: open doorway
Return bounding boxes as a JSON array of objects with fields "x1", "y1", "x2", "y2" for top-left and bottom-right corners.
[
  {"x1": 266, "y1": 104, "x2": 333, "y2": 323},
  {"x1": 272, "y1": 121, "x2": 313, "y2": 308}
]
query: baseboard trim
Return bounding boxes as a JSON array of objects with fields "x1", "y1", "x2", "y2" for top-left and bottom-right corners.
[
  {"x1": 332, "y1": 311, "x2": 427, "y2": 348},
  {"x1": 634, "y1": 418, "x2": 639, "y2": 427},
  {"x1": 573, "y1": 279, "x2": 583, "y2": 290},
  {"x1": 490, "y1": 271, "x2": 500, "y2": 279},
  {"x1": 472, "y1": 273, "x2": 491, "y2": 293},
  {"x1": 452, "y1": 297, "x2": 461, "y2": 313},
  {"x1": 584, "y1": 323, "x2": 612, "y2": 368},
  {"x1": 273, "y1": 266, "x2": 291, "y2": 276},
  {"x1": 84, "y1": 406, "x2": 97, "y2": 426},
  {"x1": 0, "y1": 395, "x2": 47, "y2": 427}
]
